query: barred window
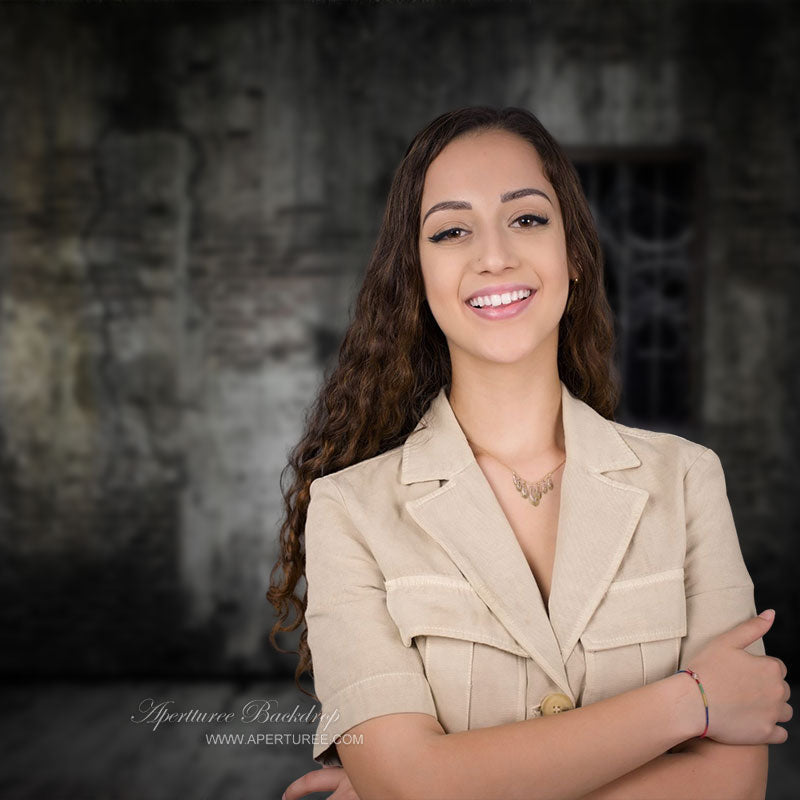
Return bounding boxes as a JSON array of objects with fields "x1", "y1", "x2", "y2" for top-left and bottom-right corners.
[{"x1": 569, "y1": 149, "x2": 702, "y2": 434}]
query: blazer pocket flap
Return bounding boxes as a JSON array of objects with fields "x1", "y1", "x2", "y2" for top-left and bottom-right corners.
[
  {"x1": 581, "y1": 568, "x2": 687, "y2": 650},
  {"x1": 385, "y1": 575, "x2": 528, "y2": 657}
]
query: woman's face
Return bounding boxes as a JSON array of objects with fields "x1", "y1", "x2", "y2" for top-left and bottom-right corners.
[{"x1": 418, "y1": 129, "x2": 574, "y2": 369}]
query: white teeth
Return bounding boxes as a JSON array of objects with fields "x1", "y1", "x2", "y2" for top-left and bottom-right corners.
[{"x1": 469, "y1": 288, "x2": 532, "y2": 308}]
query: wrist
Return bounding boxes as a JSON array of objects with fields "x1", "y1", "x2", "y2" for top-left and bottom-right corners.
[
  {"x1": 660, "y1": 671, "x2": 708, "y2": 743},
  {"x1": 676, "y1": 668, "x2": 709, "y2": 739}
]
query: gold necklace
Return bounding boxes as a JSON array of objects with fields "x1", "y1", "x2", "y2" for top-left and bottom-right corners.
[{"x1": 468, "y1": 440, "x2": 566, "y2": 507}]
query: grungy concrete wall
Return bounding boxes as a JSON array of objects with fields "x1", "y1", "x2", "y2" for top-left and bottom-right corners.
[{"x1": 0, "y1": 1, "x2": 797, "y2": 677}]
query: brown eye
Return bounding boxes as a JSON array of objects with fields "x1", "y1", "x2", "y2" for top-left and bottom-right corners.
[
  {"x1": 512, "y1": 213, "x2": 549, "y2": 228},
  {"x1": 428, "y1": 227, "x2": 467, "y2": 243}
]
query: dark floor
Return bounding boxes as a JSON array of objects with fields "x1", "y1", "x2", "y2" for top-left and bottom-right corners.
[{"x1": 0, "y1": 680, "x2": 797, "y2": 799}]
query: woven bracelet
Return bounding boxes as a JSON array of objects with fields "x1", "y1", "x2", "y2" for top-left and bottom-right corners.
[{"x1": 675, "y1": 667, "x2": 709, "y2": 739}]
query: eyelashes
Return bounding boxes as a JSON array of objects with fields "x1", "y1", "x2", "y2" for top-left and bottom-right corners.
[{"x1": 426, "y1": 213, "x2": 550, "y2": 243}]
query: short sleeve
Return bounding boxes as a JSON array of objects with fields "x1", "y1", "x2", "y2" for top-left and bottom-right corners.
[
  {"x1": 678, "y1": 447, "x2": 766, "y2": 670},
  {"x1": 304, "y1": 476, "x2": 437, "y2": 767}
]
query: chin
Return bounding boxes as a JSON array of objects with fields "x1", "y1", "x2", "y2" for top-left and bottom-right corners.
[
  {"x1": 475, "y1": 344, "x2": 540, "y2": 365},
  {"x1": 448, "y1": 329, "x2": 553, "y2": 367},
  {"x1": 493, "y1": 336, "x2": 560, "y2": 367}
]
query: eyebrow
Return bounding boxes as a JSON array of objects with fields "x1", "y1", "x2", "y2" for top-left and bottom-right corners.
[{"x1": 422, "y1": 187, "x2": 553, "y2": 225}]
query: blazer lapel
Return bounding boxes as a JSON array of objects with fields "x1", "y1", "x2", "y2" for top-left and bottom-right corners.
[
  {"x1": 401, "y1": 381, "x2": 649, "y2": 699},
  {"x1": 547, "y1": 385, "x2": 650, "y2": 662}
]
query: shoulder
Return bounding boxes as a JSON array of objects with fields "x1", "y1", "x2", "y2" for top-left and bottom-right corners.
[
  {"x1": 608, "y1": 418, "x2": 712, "y2": 477},
  {"x1": 309, "y1": 442, "x2": 407, "y2": 504}
]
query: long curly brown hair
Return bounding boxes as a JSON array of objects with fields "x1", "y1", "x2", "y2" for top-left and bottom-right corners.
[{"x1": 266, "y1": 106, "x2": 619, "y2": 697}]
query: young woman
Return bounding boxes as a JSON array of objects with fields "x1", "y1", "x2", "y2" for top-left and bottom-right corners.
[{"x1": 269, "y1": 106, "x2": 791, "y2": 800}]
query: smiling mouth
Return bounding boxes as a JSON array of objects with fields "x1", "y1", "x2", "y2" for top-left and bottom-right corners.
[{"x1": 467, "y1": 288, "x2": 533, "y2": 309}]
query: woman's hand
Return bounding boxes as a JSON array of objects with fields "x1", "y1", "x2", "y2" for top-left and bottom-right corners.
[
  {"x1": 684, "y1": 610, "x2": 792, "y2": 745},
  {"x1": 283, "y1": 765, "x2": 361, "y2": 800}
]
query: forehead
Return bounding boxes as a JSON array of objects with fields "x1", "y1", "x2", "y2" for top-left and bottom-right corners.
[{"x1": 421, "y1": 129, "x2": 550, "y2": 199}]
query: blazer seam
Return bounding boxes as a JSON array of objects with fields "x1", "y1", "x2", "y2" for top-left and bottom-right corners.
[
  {"x1": 399, "y1": 626, "x2": 525, "y2": 653},
  {"x1": 328, "y1": 671, "x2": 431, "y2": 699},
  {"x1": 326, "y1": 477, "x2": 377, "y2": 556},
  {"x1": 583, "y1": 627, "x2": 685, "y2": 648},
  {"x1": 685, "y1": 583, "x2": 754, "y2": 600},
  {"x1": 312, "y1": 478, "x2": 385, "y2": 612},
  {"x1": 324, "y1": 443, "x2": 404, "y2": 482},
  {"x1": 606, "y1": 568, "x2": 685, "y2": 592},
  {"x1": 683, "y1": 445, "x2": 712, "y2": 481},
  {"x1": 329, "y1": 475, "x2": 353, "y2": 517},
  {"x1": 385, "y1": 575, "x2": 473, "y2": 591}
]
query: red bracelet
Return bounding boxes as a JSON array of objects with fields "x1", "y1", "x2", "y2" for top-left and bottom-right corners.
[{"x1": 675, "y1": 668, "x2": 709, "y2": 738}]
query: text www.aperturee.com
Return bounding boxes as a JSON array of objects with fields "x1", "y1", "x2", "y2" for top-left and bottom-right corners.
[{"x1": 205, "y1": 732, "x2": 364, "y2": 746}]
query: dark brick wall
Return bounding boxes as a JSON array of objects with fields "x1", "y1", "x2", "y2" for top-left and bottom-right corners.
[{"x1": 0, "y1": 0, "x2": 797, "y2": 678}]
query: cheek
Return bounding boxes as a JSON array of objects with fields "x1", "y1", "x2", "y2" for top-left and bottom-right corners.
[{"x1": 420, "y1": 261, "x2": 457, "y2": 314}]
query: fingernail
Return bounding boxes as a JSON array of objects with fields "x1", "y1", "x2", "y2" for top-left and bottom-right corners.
[{"x1": 759, "y1": 609, "x2": 775, "y2": 620}]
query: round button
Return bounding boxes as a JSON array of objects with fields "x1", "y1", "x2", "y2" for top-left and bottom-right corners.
[{"x1": 540, "y1": 692, "x2": 574, "y2": 715}]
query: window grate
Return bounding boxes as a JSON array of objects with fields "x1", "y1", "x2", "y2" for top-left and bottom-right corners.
[{"x1": 569, "y1": 149, "x2": 703, "y2": 433}]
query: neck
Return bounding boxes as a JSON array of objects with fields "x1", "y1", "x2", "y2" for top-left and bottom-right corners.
[{"x1": 447, "y1": 367, "x2": 566, "y2": 474}]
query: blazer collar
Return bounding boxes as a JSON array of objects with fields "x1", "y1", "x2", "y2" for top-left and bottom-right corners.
[
  {"x1": 401, "y1": 380, "x2": 640, "y2": 483},
  {"x1": 400, "y1": 381, "x2": 649, "y2": 701}
]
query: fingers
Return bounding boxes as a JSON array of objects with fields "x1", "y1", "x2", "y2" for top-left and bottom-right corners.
[
  {"x1": 772, "y1": 656, "x2": 788, "y2": 679},
  {"x1": 766, "y1": 724, "x2": 789, "y2": 745},
  {"x1": 284, "y1": 767, "x2": 347, "y2": 800},
  {"x1": 726, "y1": 610, "x2": 775, "y2": 649}
]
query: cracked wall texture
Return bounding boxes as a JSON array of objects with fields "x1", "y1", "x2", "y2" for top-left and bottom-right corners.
[{"x1": 0, "y1": 0, "x2": 797, "y2": 677}]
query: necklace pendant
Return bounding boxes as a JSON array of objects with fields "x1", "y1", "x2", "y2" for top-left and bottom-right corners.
[{"x1": 506, "y1": 460, "x2": 564, "y2": 509}]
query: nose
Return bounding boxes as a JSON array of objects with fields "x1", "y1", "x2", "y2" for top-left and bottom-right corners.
[{"x1": 474, "y1": 224, "x2": 520, "y2": 273}]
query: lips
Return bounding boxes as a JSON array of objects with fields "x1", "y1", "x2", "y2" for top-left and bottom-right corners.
[
  {"x1": 465, "y1": 282, "x2": 535, "y2": 303},
  {"x1": 467, "y1": 288, "x2": 532, "y2": 309},
  {"x1": 466, "y1": 289, "x2": 536, "y2": 320}
]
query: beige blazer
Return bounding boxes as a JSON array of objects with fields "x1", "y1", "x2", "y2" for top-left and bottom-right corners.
[{"x1": 304, "y1": 381, "x2": 765, "y2": 767}]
